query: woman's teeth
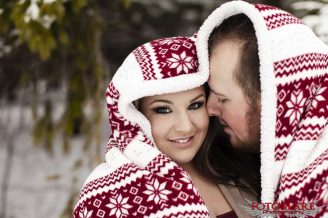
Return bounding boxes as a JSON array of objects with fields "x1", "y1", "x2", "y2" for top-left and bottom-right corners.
[{"x1": 171, "y1": 137, "x2": 191, "y2": 143}]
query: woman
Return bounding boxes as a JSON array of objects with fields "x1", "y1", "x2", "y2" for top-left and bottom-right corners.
[{"x1": 73, "y1": 35, "x2": 258, "y2": 218}]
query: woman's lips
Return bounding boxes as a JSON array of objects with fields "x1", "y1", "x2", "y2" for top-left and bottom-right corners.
[{"x1": 168, "y1": 136, "x2": 194, "y2": 148}]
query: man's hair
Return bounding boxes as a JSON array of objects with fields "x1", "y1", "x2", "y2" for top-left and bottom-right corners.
[{"x1": 208, "y1": 14, "x2": 261, "y2": 105}]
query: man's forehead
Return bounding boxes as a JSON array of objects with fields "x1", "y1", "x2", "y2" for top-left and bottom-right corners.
[{"x1": 208, "y1": 76, "x2": 225, "y2": 96}]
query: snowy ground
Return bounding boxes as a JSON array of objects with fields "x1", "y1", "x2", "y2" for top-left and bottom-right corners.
[{"x1": 0, "y1": 103, "x2": 109, "y2": 218}]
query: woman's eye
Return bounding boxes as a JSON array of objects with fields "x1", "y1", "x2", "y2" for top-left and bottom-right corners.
[
  {"x1": 153, "y1": 107, "x2": 171, "y2": 114},
  {"x1": 188, "y1": 102, "x2": 204, "y2": 110}
]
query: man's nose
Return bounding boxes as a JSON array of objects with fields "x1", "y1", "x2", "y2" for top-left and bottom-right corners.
[
  {"x1": 174, "y1": 112, "x2": 193, "y2": 133},
  {"x1": 207, "y1": 93, "x2": 221, "y2": 117}
]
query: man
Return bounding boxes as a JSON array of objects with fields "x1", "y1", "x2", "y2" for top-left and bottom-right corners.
[
  {"x1": 207, "y1": 14, "x2": 261, "y2": 153},
  {"x1": 196, "y1": 1, "x2": 328, "y2": 217}
]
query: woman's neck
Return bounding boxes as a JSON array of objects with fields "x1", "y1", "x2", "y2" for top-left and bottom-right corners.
[
  {"x1": 180, "y1": 162, "x2": 233, "y2": 217},
  {"x1": 180, "y1": 162, "x2": 197, "y2": 176}
]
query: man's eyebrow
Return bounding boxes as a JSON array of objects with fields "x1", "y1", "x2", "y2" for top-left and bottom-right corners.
[{"x1": 209, "y1": 87, "x2": 226, "y2": 97}]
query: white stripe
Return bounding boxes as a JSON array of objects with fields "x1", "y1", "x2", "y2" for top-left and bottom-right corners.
[
  {"x1": 278, "y1": 160, "x2": 328, "y2": 201},
  {"x1": 146, "y1": 203, "x2": 209, "y2": 218},
  {"x1": 273, "y1": 160, "x2": 284, "y2": 196},
  {"x1": 270, "y1": 24, "x2": 328, "y2": 63},
  {"x1": 276, "y1": 67, "x2": 327, "y2": 85},
  {"x1": 281, "y1": 140, "x2": 317, "y2": 174},
  {"x1": 309, "y1": 125, "x2": 328, "y2": 164},
  {"x1": 276, "y1": 135, "x2": 293, "y2": 145},
  {"x1": 281, "y1": 126, "x2": 328, "y2": 175},
  {"x1": 300, "y1": 116, "x2": 327, "y2": 126}
]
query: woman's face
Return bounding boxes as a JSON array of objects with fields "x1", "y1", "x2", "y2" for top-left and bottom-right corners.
[{"x1": 140, "y1": 86, "x2": 209, "y2": 166}]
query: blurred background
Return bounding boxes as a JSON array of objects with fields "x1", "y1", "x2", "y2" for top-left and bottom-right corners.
[{"x1": 0, "y1": 0, "x2": 327, "y2": 217}]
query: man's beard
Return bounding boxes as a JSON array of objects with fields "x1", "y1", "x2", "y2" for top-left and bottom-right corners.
[{"x1": 230, "y1": 101, "x2": 261, "y2": 153}]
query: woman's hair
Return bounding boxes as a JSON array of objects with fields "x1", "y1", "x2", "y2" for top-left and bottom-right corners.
[{"x1": 193, "y1": 85, "x2": 261, "y2": 200}]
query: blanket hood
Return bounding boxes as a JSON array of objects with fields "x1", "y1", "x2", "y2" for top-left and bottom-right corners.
[
  {"x1": 196, "y1": 1, "x2": 328, "y2": 211},
  {"x1": 105, "y1": 35, "x2": 208, "y2": 168}
]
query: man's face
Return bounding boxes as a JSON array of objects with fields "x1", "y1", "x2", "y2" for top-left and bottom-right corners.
[{"x1": 208, "y1": 39, "x2": 260, "y2": 152}]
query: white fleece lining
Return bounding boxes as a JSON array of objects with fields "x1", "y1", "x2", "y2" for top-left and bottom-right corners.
[
  {"x1": 196, "y1": 1, "x2": 277, "y2": 203},
  {"x1": 124, "y1": 139, "x2": 161, "y2": 168},
  {"x1": 82, "y1": 147, "x2": 132, "y2": 185}
]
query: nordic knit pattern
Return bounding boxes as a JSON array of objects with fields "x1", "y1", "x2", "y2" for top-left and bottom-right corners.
[
  {"x1": 196, "y1": 1, "x2": 328, "y2": 217},
  {"x1": 73, "y1": 36, "x2": 210, "y2": 217}
]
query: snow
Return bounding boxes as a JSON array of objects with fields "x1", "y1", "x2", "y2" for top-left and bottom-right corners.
[
  {"x1": 0, "y1": 102, "x2": 109, "y2": 218},
  {"x1": 292, "y1": 1, "x2": 328, "y2": 44},
  {"x1": 44, "y1": 0, "x2": 57, "y2": 4},
  {"x1": 24, "y1": 2, "x2": 40, "y2": 23}
]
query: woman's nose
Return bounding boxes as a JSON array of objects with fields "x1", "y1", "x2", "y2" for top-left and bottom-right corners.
[{"x1": 174, "y1": 112, "x2": 193, "y2": 133}]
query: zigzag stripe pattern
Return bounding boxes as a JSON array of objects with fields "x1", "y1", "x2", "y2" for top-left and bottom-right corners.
[
  {"x1": 274, "y1": 53, "x2": 328, "y2": 78},
  {"x1": 278, "y1": 168, "x2": 328, "y2": 217},
  {"x1": 105, "y1": 82, "x2": 141, "y2": 152},
  {"x1": 294, "y1": 124, "x2": 323, "y2": 141},
  {"x1": 74, "y1": 166, "x2": 208, "y2": 217},
  {"x1": 146, "y1": 153, "x2": 172, "y2": 176},
  {"x1": 254, "y1": 4, "x2": 280, "y2": 12},
  {"x1": 133, "y1": 44, "x2": 156, "y2": 80},
  {"x1": 279, "y1": 148, "x2": 328, "y2": 191},
  {"x1": 78, "y1": 164, "x2": 140, "y2": 199},
  {"x1": 275, "y1": 143, "x2": 289, "y2": 161},
  {"x1": 264, "y1": 13, "x2": 303, "y2": 30},
  {"x1": 161, "y1": 210, "x2": 209, "y2": 218},
  {"x1": 254, "y1": 4, "x2": 303, "y2": 30}
]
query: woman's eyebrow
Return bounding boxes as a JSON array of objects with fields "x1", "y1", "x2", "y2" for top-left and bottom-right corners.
[
  {"x1": 149, "y1": 99, "x2": 172, "y2": 105},
  {"x1": 190, "y1": 94, "x2": 205, "y2": 102}
]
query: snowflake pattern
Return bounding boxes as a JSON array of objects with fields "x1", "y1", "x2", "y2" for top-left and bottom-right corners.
[
  {"x1": 143, "y1": 179, "x2": 172, "y2": 204},
  {"x1": 284, "y1": 91, "x2": 306, "y2": 125},
  {"x1": 158, "y1": 38, "x2": 183, "y2": 45},
  {"x1": 179, "y1": 170, "x2": 199, "y2": 197},
  {"x1": 167, "y1": 51, "x2": 193, "y2": 74},
  {"x1": 306, "y1": 83, "x2": 327, "y2": 111},
  {"x1": 320, "y1": 176, "x2": 328, "y2": 203},
  {"x1": 106, "y1": 194, "x2": 132, "y2": 218},
  {"x1": 79, "y1": 207, "x2": 93, "y2": 218}
]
